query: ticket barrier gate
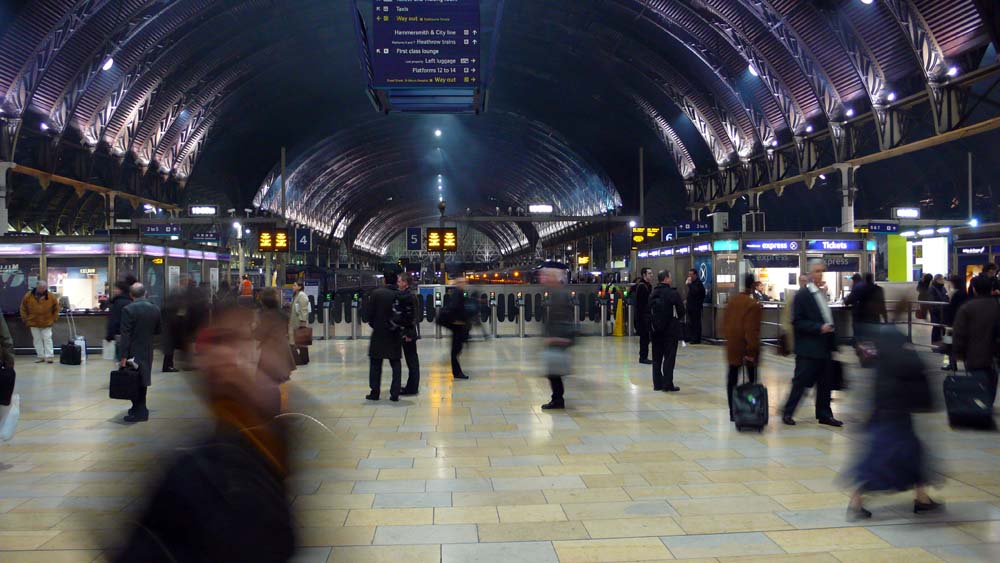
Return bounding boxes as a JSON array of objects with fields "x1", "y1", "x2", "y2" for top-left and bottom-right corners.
[
  {"x1": 322, "y1": 301, "x2": 332, "y2": 340},
  {"x1": 599, "y1": 294, "x2": 610, "y2": 337},
  {"x1": 434, "y1": 291, "x2": 443, "y2": 340},
  {"x1": 489, "y1": 292, "x2": 498, "y2": 338},
  {"x1": 351, "y1": 294, "x2": 361, "y2": 340},
  {"x1": 517, "y1": 292, "x2": 526, "y2": 338}
]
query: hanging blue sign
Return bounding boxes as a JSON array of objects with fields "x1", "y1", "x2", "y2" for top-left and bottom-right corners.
[
  {"x1": 676, "y1": 221, "x2": 711, "y2": 234},
  {"x1": 141, "y1": 224, "x2": 181, "y2": 237},
  {"x1": 191, "y1": 231, "x2": 220, "y2": 244},
  {"x1": 807, "y1": 240, "x2": 863, "y2": 251},
  {"x1": 868, "y1": 222, "x2": 899, "y2": 234},
  {"x1": 372, "y1": 0, "x2": 481, "y2": 88},
  {"x1": 661, "y1": 229, "x2": 676, "y2": 242},
  {"x1": 675, "y1": 246, "x2": 691, "y2": 255},
  {"x1": 660, "y1": 247, "x2": 675, "y2": 256},
  {"x1": 743, "y1": 240, "x2": 800, "y2": 251},
  {"x1": 294, "y1": 227, "x2": 312, "y2": 252},
  {"x1": 406, "y1": 227, "x2": 422, "y2": 251},
  {"x1": 959, "y1": 246, "x2": 987, "y2": 255},
  {"x1": 693, "y1": 242, "x2": 712, "y2": 254},
  {"x1": 745, "y1": 254, "x2": 801, "y2": 268}
]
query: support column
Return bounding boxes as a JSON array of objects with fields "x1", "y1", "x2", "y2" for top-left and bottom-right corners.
[
  {"x1": 0, "y1": 161, "x2": 12, "y2": 232},
  {"x1": 265, "y1": 252, "x2": 273, "y2": 287},
  {"x1": 238, "y1": 242, "x2": 246, "y2": 279},
  {"x1": 105, "y1": 192, "x2": 116, "y2": 230},
  {"x1": 833, "y1": 163, "x2": 858, "y2": 232}
]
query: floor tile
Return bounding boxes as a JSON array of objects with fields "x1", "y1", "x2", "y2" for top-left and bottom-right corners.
[
  {"x1": 372, "y1": 524, "x2": 478, "y2": 545},
  {"x1": 344, "y1": 508, "x2": 434, "y2": 527},
  {"x1": 662, "y1": 531, "x2": 784, "y2": 559},
  {"x1": 766, "y1": 527, "x2": 891, "y2": 553},
  {"x1": 866, "y1": 523, "x2": 981, "y2": 547},
  {"x1": 327, "y1": 544, "x2": 441, "y2": 563},
  {"x1": 371, "y1": 492, "x2": 452, "y2": 508},
  {"x1": 297, "y1": 526, "x2": 376, "y2": 547},
  {"x1": 675, "y1": 513, "x2": 795, "y2": 535},
  {"x1": 442, "y1": 541, "x2": 558, "y2": 563},
  {"x1": 434, "y1": 506, "x2": 499, "y2": 524},
  {"x1": 583, "y1": 516, "x2": 684, "y2": 539},
  {"x1": 830, "y1": 546, "x2": 945, "y2": 562},
  {"x1": 477, "y1": 521, "x2": 590, "y2": 542},
  {"x1": 497, "y1": 504, "x2": 566, "y2": 523},
  {"x1": 553, "y1": 537, "x2": 674, "y2": 563}
]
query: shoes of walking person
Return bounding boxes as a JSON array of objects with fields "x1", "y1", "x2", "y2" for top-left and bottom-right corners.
[
  {"x1": 639, "y1": 359, "x2": 652, "y2": 365},
  {"x1": 365, "y1": 393, "x2": 379, "y2": 401},
  {"x1": 818, "y1": 417, "x2": 843, "y2": 427},
  {"x1": 390, "y1": 395, "x2": 399, "y2": 402},
  {"x1": 454, "y1": 374, "x2": 470, "y2": 380},
  {"x1": 163, "y1": 367, "x2": 179, "y2": 373},
  {"x1": 729, "y1": 413, "x2": 735, "y2": 422},
  {"x1": 46, "y1": 359, "x2": 54, "y2": 363},
  {"x1": 35, "y1": 359, "x2": 45, "y2": 363},
  {"x1": 846, "y1": 505, "x2": 872, "y2": 521},
  {"x1": 782, "y1": 416, "x2": 796, "y2": 425},
  {"x1": 123, "y1": 413, "x2": 148, "y2": 423},
  {"x1": 400, "y1": 390, "x2": 418, "y2": 396},
  {"x1": 914, "y1": 499, "x2": 944, "y2": 514},
  {"x1": 541, "y1": 401, "x2": 565, "y2": 410},
  {"x1": 664, "y1": 386, "x2": 680, "y2": 392}
]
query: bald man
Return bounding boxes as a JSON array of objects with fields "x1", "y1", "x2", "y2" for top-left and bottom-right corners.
[{"x1": 118, "y1": 284, "x2": 162, "y2": 422}]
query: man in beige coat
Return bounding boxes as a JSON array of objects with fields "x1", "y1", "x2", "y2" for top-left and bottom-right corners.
[{"x1": 290, "y1": 282, "x2": 311, "y2": 364}]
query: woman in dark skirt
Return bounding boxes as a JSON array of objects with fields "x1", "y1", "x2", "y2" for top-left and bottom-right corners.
[{"x1": 846, "y1": 318, "x2": 943, "y2": 520}]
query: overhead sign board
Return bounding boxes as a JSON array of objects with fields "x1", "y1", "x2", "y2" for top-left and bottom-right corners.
[
  {"x1": 806, "y1": 240, "x2": 863, "y2": 252},
  {"x1": 631, "y1": 227, "x2": 646, "y2": 250},
  {"x1": 191, "y1": 231, "x2": 220, "y2": 244},
  {"x1": 294, "y1": 227, "x2": 312, "y2": 252},
  {"x1": 426, "y1": 227, "x2": 457, "y2": 252},
  {"x1": 661, "y1": 229, "x2": 675, "y2": 242},
  {"x1": 743, "y1": 240, "x2": 800, "y2": 252},
  {"x1": 675, "y1": 246, "x2": 691, "y2": 255},
  {"x1": 713, "y1": 240, "x2": 739, "y2": 252},
  {"x1": 892, "y1": 207, "x2": 921, "y2": 219},
  {"x1": 187, "y1": 205, "x2": 218, "y2": 216},
  {"x1": 406, "y1": 227, "x2": 422, "y2": 251},
  {"x1": 693, "y1": 242, "x2": 712, "y2": 254},
  {"x1": 867, "y1": 222, "x2": 899, "y2": 234},
  {"x1": 372, "y1": 0, "x2": 481, "y2": 88},
  {"x1": 676, "y1": 221, "x2": 711, "y2": 234},
  {"x1": 959, "y1": 246, "x2": 987, "y2": 255},
  {"x1": 274, "y1": 229, "x2": 289, "y2": 250},
  {"x1": 141, "y1": 224, "x2": 181, "y2": 237}
]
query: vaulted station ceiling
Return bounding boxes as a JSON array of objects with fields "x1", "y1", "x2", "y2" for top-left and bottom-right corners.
[{"x1": 0, "y1": 0, "x2": 996, "y2": 251}]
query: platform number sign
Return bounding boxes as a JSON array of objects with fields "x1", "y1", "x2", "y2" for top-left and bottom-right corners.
[
  {"x1": 294, "y1": 227, "x2": 312, "y2": 252},
  {"x1": 407, "y1": 227, "x2": 422, "y2": 251}
]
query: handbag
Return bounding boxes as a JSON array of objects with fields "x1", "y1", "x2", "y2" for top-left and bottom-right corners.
[
  {"x1": 828, "y1": 360, "x2": 847, "y2": 391},
  {"x1": 776, "y1": 333, "x2": 790, "y2": 357},
  {"x1": 854, "y1": 341, "x2": 878, "y2": 368},
  {"x1": 0, "y1": 394, "x2": 20, "y2": 441},
  {"x1": 294, "y1": 326, "x2": 312, "y2": 347}
]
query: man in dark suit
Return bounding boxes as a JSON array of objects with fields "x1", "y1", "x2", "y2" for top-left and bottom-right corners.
[
  {"x1": 398, "y1": 273, "x2": 421, "y2": 396},
  {"x1": 118, "y1": 283, "x2": 162, "y2": 423},
  {"x1": 366, "y1": 272, "x2": 404, "y2": 401},
  {"x1": 442, "y1": 277, "x2": 471, "y2": 380},
  {"x1": 649, "y1": 271, "x2": 686, "y2": 392},
  {"x1": 685, "y1": 269, "x2": 707, "y2": 344},
  {"x1": 782, "y1": 260, "x2": 843, "y2": 427},
  {"x1": 634, "y1": 268, "x2": 653, "y2": 364}
]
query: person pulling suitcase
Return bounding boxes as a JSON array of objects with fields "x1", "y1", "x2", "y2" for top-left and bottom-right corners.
[{"x1": 723, "y1": 274, "x2": 764, "y2": 425}]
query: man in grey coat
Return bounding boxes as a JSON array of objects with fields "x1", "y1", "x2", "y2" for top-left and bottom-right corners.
[
  {"x1": 365, "y1": 272, "x2": 403, "y2": 402},
  {"x1": 118, "y1": 284, "x2": 162, "y2": 422}
]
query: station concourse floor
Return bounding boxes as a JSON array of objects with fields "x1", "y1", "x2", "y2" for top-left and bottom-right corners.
[{"x1": 2, "y1": 336, "x2": 1000, "y2": 563}]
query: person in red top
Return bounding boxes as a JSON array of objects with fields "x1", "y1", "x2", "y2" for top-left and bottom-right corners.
[{"x1": 240, "y1": 275, "x2": 253, "y2": 297}]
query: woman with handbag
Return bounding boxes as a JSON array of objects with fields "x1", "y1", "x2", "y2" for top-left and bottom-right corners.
[
  {"x1": 845, "y1": 302, "x2": 941, "y2": 521},
  {"x1": 290, "y1": 282, "x2": 311, "y2": 365}
]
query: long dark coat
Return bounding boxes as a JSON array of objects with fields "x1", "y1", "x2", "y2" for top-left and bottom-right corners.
[
  {"x1": 366, "y1": 284, "x2": 402, "y2": 360},
  {"x1": 118, "y1": 299, "x2": 162, "y2": 386}
]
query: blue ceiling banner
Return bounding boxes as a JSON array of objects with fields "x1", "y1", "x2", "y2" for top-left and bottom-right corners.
[
  {"x1": 294, "y1": 227, "x2": 312, "y2": 252},
  {"x1": 807, "y1": 240, "x2": 863, "y2": 251},
  {"x1": 868, "y1": 222, "x2": 900, "y2": 234},
  {"x1": 693, "y1": 242, "x2": 712, "y2": 254},
  {"x1": 958, "y1": 246, "x2": 987, "y2": 255},
  {"x1": 372, "y1": 0, "x2": 481, "y2": 88},
  {"x1": 675, "y1": 221, "x2": 711, "y2": 234},
  {"x1": 406, "y1": 227, "x2": 422, "y2": 251},
  {"x1": 141, "y1": 224, "x2": 181, "y2": 237},
  {"x1": 743, "y1": 240, "x2": 800, "y2": 252}
]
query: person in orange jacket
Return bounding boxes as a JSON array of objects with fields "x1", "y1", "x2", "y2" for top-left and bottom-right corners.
[{"x1": 19, "y1": 281, "x2": 59, "y2": 363}]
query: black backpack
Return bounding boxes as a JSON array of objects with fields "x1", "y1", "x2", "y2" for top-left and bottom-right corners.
[
  {"x1": 648, "y1": 291, "x2": 672, "y2": 333},
  {"x1": 389, "y1": 291, "x2": 413, "y2": 333}
]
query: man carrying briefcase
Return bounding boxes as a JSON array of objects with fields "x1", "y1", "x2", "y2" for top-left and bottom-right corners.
[{"x1": 117, "y1": 284, "x2": 161, "y2": 423}]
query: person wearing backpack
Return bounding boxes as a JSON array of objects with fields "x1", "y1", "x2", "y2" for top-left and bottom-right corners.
[
  {"x1": 365, "y1": 272, "x2": 404, "y2": 401},
  {"x1": 397, "y1": 273, "x2": 421, "y2": 396},
  {"x1": 649, "y1": 270, "x2": 685, "y2": 392},
  {"x1": 634, "y1": 268, "x2": 653, "y2": 364}
]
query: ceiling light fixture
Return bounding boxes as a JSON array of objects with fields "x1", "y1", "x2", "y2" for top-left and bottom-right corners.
[
  {"x1": 805, "y1": 124, "x2": 814, "y2": 133},
  {"x1": 748, "y1": 64, "x2": 759, "y2": 77},
  {"x1": 845, "y1": 108, "x2": 855, "y2": 117},
  {"x1": 947, "y1": 66, "x2": 959, "y2": 77},
  {"x1": 434, "y1": 129, "x2": 442, "y2": 137},
  {"x1": 886, "y1": 91, "x2": 897, "y2": 102},
  {"x1": 101, "y1": 57, "x2": 114, "y2": 71},
  {"x1": 860, "y1": 0, "x2": 874, "y2": 5}
]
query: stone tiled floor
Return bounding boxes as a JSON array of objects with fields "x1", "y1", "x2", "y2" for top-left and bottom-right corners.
[{"x1": 2, "y1": 336, "x2": 1000, "y2": 562}]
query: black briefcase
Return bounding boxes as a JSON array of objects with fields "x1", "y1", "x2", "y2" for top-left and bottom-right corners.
[
  {"x1": 0, "y1": 363, "x2": 14, "y2": 406},
  {"x1": 828, "y1": 360, "x2": 847, "y2": 391},
  {"x1": 290, "y1": 345, "x2": 309, "y2": 366},
  {"x1": 944, "y1": 372, "x2": 995, "y2": 429},
  {"x1": 59, "y1": 341, "x2": 82, "y2": 366},
  {"x1": 109, "y1": 368, "x2": 142, "y2": 400}
]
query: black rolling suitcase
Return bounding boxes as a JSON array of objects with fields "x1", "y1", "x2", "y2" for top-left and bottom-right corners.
[
  {"x1": 109, "y1": 367, "x2": 142, "y2": 400},
  {"x1": 0, "y1": 363, "x2": 15, "y2": 406},
  {"x1": 944, "y1": 372, "x2": 995, "y2": 429},
  {"x1": 732, "y1": 367, "x2": 768, "y2": 432},
  {"x1": 59, "y1": 341, "x2": 82, "y2": 365}
]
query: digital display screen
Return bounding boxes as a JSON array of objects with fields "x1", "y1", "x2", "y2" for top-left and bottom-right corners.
[{"x1": 426, "y1": 227, "x2": 457, "y2": 252}]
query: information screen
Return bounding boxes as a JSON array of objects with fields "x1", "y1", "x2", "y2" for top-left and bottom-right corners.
[
  {"x1": 373, "y1": 0, "x2": 481, "y2": 87},
  {"x1": 426, "y1": 227, "x2": 458, "y2": 252}
]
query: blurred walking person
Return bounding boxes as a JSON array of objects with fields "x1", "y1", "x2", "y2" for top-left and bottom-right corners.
[
  {"x1": 942, "y1": 274, "x2": 968, "y2": 371},
  {"x1": 782, "y1": 260, "x2": 842, "y2": 427},
  {"x1": 649, "y1": 271, "x2": 685, "y2": 392},
  {"x1": 104, "y1": 281, "x2": 131, "y2": 358},
  {"x1": 845, "y1": 310, "x2": 940, "y2": 521},
  {"x1": 723, "y1": 274, "x2": 762, "y2": 421},
  {"x1": 114, "y1": 305, "x2": 294, "y2": 562},
  {"x1": 952, "y1": 274, "x2": 1000, "y2": 403},
  {"x1": 685, "y1": 269, "x2": 706, "y2": 344},
  {"x1": 256, "y1": 288, "x2": 295, "y2": 417},
  {"x1": 366, "y1": 272, "x2": 403, "y2": 401},
  {"x1": 118, "y1": 284, "x2": 161, "y2": 423},
  {"x1": 929, "y1": 274, "x2": 948, "y2": 347},
  {"x1": 19, "y1": 280, "x2": 59, "y2": 363},
  {"x1": 540, "y1": 266, "x2": 576, "y2": 410},
  {"x1": 440, "y1": 276, "x2": 471, "y2": 380},
  {"x1": 634, "y1": 268, "x2": 653, "y2": 364},
  {"x1": 398, "y1": 273, "x2": 421, "y2": 396}
]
